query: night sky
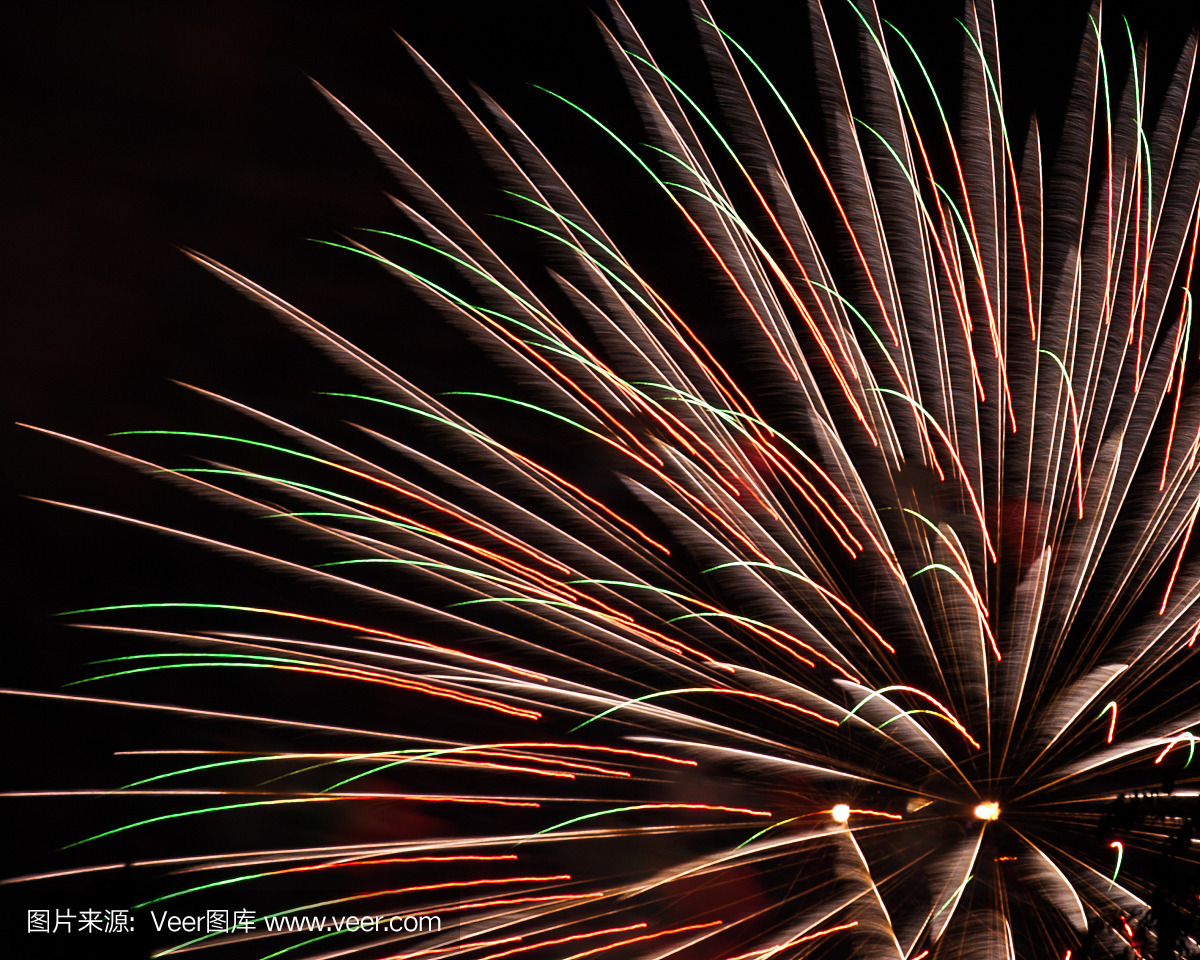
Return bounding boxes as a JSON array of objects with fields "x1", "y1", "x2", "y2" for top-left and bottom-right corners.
[{"x1": 5, "y1": 1, "x2": 1196, "y2": 956}]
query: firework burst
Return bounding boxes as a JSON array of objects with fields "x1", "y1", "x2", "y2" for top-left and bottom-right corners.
[{"x1": 9, "y1": 1, "x2": 1200, "y2": 958}]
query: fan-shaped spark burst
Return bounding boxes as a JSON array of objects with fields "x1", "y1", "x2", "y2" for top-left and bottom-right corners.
[{"x1": 9, "y1": 1, "x2": 1200, "y2": 958}]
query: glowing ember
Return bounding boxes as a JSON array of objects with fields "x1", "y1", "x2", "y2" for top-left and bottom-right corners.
[{"x1": 974, "y1": 802, "x2": 1000, "y2": 821}]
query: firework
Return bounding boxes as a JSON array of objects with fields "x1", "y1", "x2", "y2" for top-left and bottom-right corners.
[{"x1": 9, "y1": 1, "x2": 1200, "y2": 958}]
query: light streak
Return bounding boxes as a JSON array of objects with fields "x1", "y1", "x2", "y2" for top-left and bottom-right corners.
[
  {"x1": 1109, "y1": 841, "x2": 1124, "y2": 889},
  {"x1": 574, "y1": 687, "x2": 840, "y2": 731},
  {"x1": 933, "y1": 875, "x2": 973, "y2": 919},
  {"x1": 721, "y1": 921, "x2": 859, "y2": 960},
  {"x1": 1154, "y1": 732, "x2": 1197, "y2": 767},
  {"x1": 564, "y1": 921, "x2": 723, "y2": 960},
  {"x1": 527, "y1": 803, "x2": 772, "y2": 840},
  {"x1": 475, "y1": 923, "x2": 648, "y2": 960},
  {"x1": 844, "y1": 687, "x2": 980, "y2": 748},
  {"x1": 1099, "y1": 702, "x2": 1118, "y2": 744}
]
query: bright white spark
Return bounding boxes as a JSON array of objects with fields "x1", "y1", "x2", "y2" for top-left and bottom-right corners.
[{"x1": 974, "y1": 802, "x2": 1000, "y2": 821}]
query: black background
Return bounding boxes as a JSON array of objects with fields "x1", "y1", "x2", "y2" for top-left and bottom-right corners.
[{"x1": 4, "y1": 1, "x2": 1197, "y2": 956}]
